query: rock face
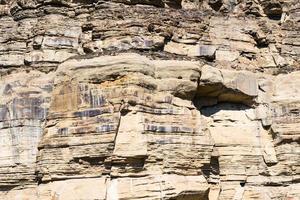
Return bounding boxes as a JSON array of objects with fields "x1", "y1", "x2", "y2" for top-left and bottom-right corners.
[{"x1": 0, "y1": 0, "x2": 299, "y2": 200}]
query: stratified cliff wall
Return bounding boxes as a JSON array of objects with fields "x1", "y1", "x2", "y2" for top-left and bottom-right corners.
[{"x1": 0, "y1": 0, "x2": 299, "y2": 199}]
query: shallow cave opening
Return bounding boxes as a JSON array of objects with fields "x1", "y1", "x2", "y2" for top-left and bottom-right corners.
[
  {"x1": 263, "y1": 3, "x2": 283, "y2": 20},
  {"x1": 209, "y1": 0, "x2": 223, "y2": 11},
  {"x1": 194, "y1": 99, "x2": 251, "y2": 118},
  {"x1": 267, "y1": 12, "x2": 282, "y2": 20}
]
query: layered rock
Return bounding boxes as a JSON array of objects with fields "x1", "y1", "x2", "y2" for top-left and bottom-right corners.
[{"x1": 0, "y1": 0, "x2": 299, "y2": 200}]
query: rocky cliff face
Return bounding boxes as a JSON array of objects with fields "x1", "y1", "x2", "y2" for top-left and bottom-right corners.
[{"x1": 0, "y1": 0, "x2": 299, "y2": 199}]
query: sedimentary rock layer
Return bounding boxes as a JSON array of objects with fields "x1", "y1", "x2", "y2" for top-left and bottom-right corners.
[{"x1": 0, "y1": 0, "x2": 299, "y2": 200}]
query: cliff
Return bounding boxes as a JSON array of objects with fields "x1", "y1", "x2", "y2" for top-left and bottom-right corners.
[{"x1": 0, "y1": 0, "x2": 299, "y2": 199}]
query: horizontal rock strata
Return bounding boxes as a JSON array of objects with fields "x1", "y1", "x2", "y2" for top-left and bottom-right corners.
[{"x1": 0, "y1": 0, "x2": 299, "y2": 200}]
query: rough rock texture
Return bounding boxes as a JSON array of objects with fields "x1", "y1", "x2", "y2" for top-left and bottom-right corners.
[{"x1": 0, "y1": 0, "x2": 299, "y2": 199}]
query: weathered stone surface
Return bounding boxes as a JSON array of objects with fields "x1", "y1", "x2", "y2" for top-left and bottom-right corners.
[
  {"x1": 197, "y1": 65, "x2": 258, "y2": 105},
  {"x1": 0, "y1": 71, "x2": 53, "y2": 186},
  {"x1": 0, "y1": 0, "x2": 299, "y2": 199}
]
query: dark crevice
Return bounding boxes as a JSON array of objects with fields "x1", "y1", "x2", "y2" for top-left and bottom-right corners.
[
  {"x1": 193, "y1": 72, "x2": 257, "y2": 108},
  {"x1": 38, "y1": 176, "x2": 104, "y2": 184},
  {"x1": 162, "y1": 31, "x2": 173, "y2": 47},
  {"x1": 200, "y1": 102, "x2": 250, "y2": 117},
  {"x1": 72, "y1": 156, "x2": 105, "y2": 166},
  {"x1": 240, "y1": 182, "x2": 245, "y2": 187},
  {"x1": 122, "y1": 0, "x2": 165, "y2": 8},
  {"x1": 169, "y1": 189, "x2": 210, "y2": 200},
  {"x1": 35, "y1": 170, "x2": 43, "y2": 185},
  {"x1": 112, "y1": 112, "x2": 123, "y2": 153},
  {"x1": 201, "y1": 155, "x2": 220, "y2": 182},
  {"x1": 82, "y1": 23, "x2": 94, "y2": 32},
  {"x1": 258, "y1": 85, "x2": 266, "y2": 92},
  {"x1": 263, "y1": 2, "x2": 283, "y2": 20},
  {"x1": 209, "y1": 0, "x2": 223, "y2": 11},
  {"x1": 43, "y1": 1, "x2": 73, "y2": 8},
  {"x1": 261, "y1": 122, "x2": 271, "y2": 130},
  {"x1": 70, "y1": 47, "x2": 206, "y2": 62},
  {"x1": 247, "y1": 30, "x2": 269, "y2": 48},
  {"x1": 0, "y1": 0, "x2": 7, "y2": 5},
  {"x1": 147, "y1": 23, "x2": 155, "y2": 32},
  {"x1": 193, "y1": 87, "x2": 254, "y2": 113},
  {"x1": 267, "y1": 13, "x2": 282, "y2": 20},
  {"x1": 0, "y1": 185, "x2": 18, "y2": 191},
  {"x1": 277, "y1": 65, "x2": 295, "y2": 74},
  {"x1": 264, "y1": 157, "x2": 278, "y2": 167},
  {"x1": 240, "y1": 51, "x2": 256, "y2": 60}
]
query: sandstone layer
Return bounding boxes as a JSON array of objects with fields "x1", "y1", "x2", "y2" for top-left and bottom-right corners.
[{"x1": 0, "y1": 0, "x2": 299, "y2": 200}]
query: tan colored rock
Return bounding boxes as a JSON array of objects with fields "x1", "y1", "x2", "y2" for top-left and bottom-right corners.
[
  {"x1": 24, "y1": 50, "x2": 76, "y2": 64},
  {"x1": 107, "y1": 175, "x2": 209, "y2": 200},
  {"x1": 197, "y1": 65, "x2": 258, "y2": 105},
  {"x1": 198, "y1": 45, "x2": 217, "y2": 59},
  {"x1": 113, "y1": 112, "x2": 147, "y2": 157},
  {"x1": 216, "y1": 50, "x2": 240, "y2": 62},
  {"x1": 164, "y1": 41, "x2": 199, "y2": 56},
  {"x1": 0, "y1": 0, "x2": 299, "y2": 199},
  {"x1": 38, "y1": 178, "x2": 107, "y2": 200},
  {"x1": 0, "y1": 54, "x2": 24, "y2": 66}
]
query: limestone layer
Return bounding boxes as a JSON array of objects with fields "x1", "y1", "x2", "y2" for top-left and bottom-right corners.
[{"x1": 0, "y1": 0, "x2": 299, "y2": 200}]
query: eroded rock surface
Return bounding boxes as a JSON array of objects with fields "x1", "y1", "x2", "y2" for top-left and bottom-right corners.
[{"x1": 0, "y1": 0, "x2": 299, "y2": 200}]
